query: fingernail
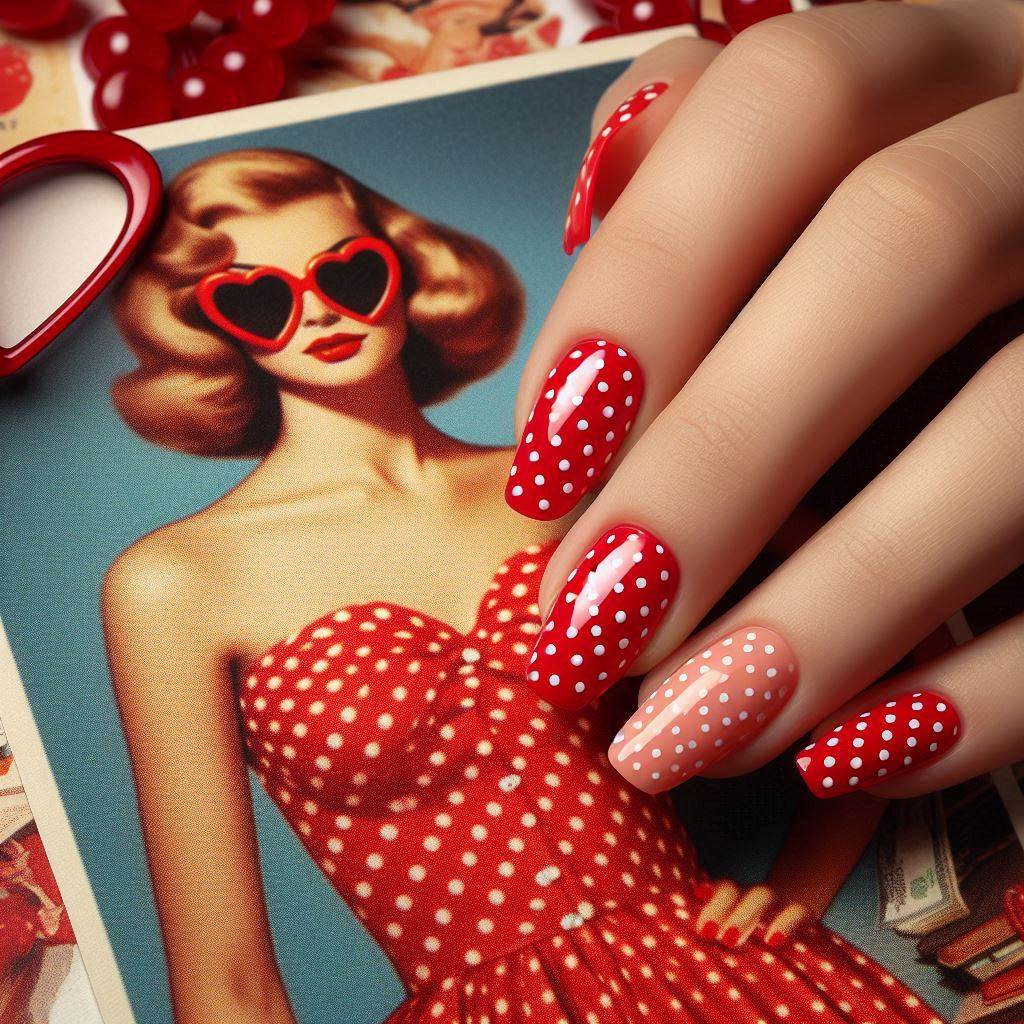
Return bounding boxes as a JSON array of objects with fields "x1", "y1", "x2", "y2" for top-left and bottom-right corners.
[
  {"x1": 563, "y1": 81, "x2": 669, "y2": 254},
  {"x1": 526, "y1": 525, "x2": 678, "y2": 710},
  {"x1": 765, "y1": 930, "x2": 785, "y2": 949},
  {"x1": 795, "y1": 690, "x2": 961, "y2": 799},
  {"x1": 700, "y1": 920, "x2": 720, "y2": 940},
  {"x1": 721, "y1": 926, "x2": 740, "y2": 947},
  {"x1": 694, "y1": 881, "x2": 715, "y2": 901},
  {"x1": 506, "y1": 339, "x2": 642, "y2": 521},
  {"x1": 609, "y1": 627, "x2": 797, "y2": 794}
]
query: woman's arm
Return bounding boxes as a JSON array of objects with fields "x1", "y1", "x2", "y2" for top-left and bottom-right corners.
[{"x1": 103, "y1": 533, "x2": 297, "y2": 1024}]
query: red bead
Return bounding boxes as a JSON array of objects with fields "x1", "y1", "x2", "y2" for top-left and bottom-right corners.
[
  {"x1": 581, "y1": 23, "x2": 619, "y2": 41},
  {"x1": 304, "y1": 0, "x2": 334, "y2": 25},
  {"x1": 92, "y1": 67, "x2": 173, "y2": 130},
  {"x1": 0, "y1": 0, "x2": 70, "y2": 33},
  {"x1": 170, "y1": 65, "x2": 239, "y2": 118},
  {"x1": 201, "y1": 31, "x2": 284, "y2": 105},
  {"x1": 237, "y1": 0, "x2": 308, "y2": 47},
  {"x1": 119, "y1": 0, "x2": 200, "y2": 31},
  {"x1": 82, "y1": 16, "x2": 170, "y2": 81},
  {"x1": 0, "y1": 43, "x2": 32, "y2": 113},
  {"x1": 720, "y1": 0, "x2": 790, "y2": 33},
  {"x1": 614, "y1": 0, "x2": 691, "y2": 33},
  {"x1": 200, "y1": 0, "x2": 238, "y2": 16}
]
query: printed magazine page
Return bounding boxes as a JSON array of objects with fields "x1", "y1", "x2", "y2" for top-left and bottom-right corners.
[{"x1": 1, "y1": 33, "x2": 1022, "y2": 1024}]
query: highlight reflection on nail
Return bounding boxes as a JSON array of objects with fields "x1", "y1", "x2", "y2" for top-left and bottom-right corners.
[
  {"x1": 527, "y1": 525, "x2": 678, "y2": 711},
  {"x1": 609, "y1": 627, "x2": 797, "y2": 794},
  {"x1": 795, "y1": 690, "x2": 960, "y2": 799},
  {"x1": 563, "y1": 81, "x2": 669, "y2": 254}
]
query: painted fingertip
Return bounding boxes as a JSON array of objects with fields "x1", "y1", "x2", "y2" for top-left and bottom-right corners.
[
  {"x1": 526, "y1": 525, "x2": 678, "y2": 711},
  {"x1": 609, "y1": 626, "x2": 797, "y2": 794},
  {"x1": 721, "y1": 926, "x2": 740, "y2": 947},
  {"x1": 765, "y1": 930, "x2": 786, "y2": 949},
  {"x1": 699, "y1": 920, "x2": 720, "y2": 940},
  {"x1": 506, "y1": 339, "x2": 642, "y2": 521},
  {"x1": 794, "y1": 690, "x2": 961, "y2": 799},
  {"x1": 563, "y1": 81, "x2": 670, "y2": 254}
]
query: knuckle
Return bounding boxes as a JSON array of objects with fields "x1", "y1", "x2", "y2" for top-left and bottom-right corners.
[
  {"x1": 708, "y1": 16, "x2": 870, "y2": 137},
  {"x1": 669, "y1": 385, "x2": 766, "y2": 492},
  {"x1": 828, "y1": 510, "x2": 915, "y2": 588},
  {"x1": 834, "y1": 142, "x2": 1002, "y2": 275}
]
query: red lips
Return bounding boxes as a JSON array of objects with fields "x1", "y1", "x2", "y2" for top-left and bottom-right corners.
[{"x1": 304, "y1": 332, "x2": 365, "y2": 363}]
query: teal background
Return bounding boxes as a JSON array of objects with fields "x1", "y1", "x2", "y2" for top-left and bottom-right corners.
[{"x1": 0, "y1": 61, "x2": 953, "y2": 1023}]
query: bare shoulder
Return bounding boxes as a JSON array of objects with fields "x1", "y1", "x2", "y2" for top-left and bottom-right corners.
[{"x1": 102, "y1": 509, "x2": 226, "y2": 622}]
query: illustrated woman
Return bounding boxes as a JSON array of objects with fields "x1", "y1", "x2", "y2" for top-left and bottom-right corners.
[{"x1": 105, "y1": 149, "x2": 943, "y2": 1024}]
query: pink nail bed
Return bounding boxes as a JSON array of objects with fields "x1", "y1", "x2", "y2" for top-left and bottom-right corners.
[{"x1": 608, "y1": 626, "x2": 797, "y2": 794}]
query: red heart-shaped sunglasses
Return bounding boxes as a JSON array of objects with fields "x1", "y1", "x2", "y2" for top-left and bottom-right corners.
[{"x1": 196, "y1": 236, "x2": 401, "y2": 351}]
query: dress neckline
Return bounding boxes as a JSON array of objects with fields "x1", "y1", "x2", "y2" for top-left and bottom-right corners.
[{"x1": 241, "y1": 539, "x2": 558, "y2": 679}]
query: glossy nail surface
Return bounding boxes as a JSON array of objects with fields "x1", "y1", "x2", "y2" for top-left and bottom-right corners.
[
  {"x1": 527, "y1": 525, "x2": 678, "y2": 711},
  {"x1": 609, "y1": 627, "x2": 797, "y2": 794},
  {"x1": 563, "y1": 81, "x2": 669, "y2": 253},
  {"x1": 506, "y1": 339, "x2": 642, "y2": 521},
  {"x1": 795, "y1": 690, "x2": 960, "y2": 799}
]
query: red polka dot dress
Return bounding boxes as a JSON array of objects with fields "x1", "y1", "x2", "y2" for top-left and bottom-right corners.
[{"x1": 240, "y1": 543, "x2": 944, "y2": 1024}]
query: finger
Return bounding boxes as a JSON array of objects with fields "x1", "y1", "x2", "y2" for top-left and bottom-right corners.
[
  {"x1": 764, "y1": 904, "x2": 810, "y2": 948},
  {"x1": 570, "y1": 36, "x2": 722, "y2": 248},
  {"x1": 509, "y1": 0, "x2": 1024, "y2": 522},
  {"x1": 528, "y1": 76, "x2": 1024, "y2": 714},
  {"x1": 611, "y1": 323, "x2": 1024, "y2": 792},
  {"x1": 796, "y1": 611, "x2": 1024, "y2": 799},
  {"x1": 717, "y1": 884, "x2": 774, "y2": 947},
  {"x1": 695, "y1": 879, "x2": 740, "y2": 938}
]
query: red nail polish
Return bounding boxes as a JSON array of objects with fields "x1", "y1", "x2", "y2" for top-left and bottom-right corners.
[
  {"x1": 765, "y1": 930, "x2": 785, "y2": 948},
  {"x1": 563, "y1": 81, "x2": 669, "y2": 253},
  {"x1": 527, "y1": 525, "x2": 678, "y2": 710},
  {"x1": 795, "y1": 690, "x2": 961, "y2": 799},
  {"x1": 721, "y1": 926, "x2": 740, "y2": 947},
  {"x1": 506, "y1": 339, "x2": 642, "y2": 521},
  {"x1": 694, "y1": 881, "x2": 716, "y2": 901}
]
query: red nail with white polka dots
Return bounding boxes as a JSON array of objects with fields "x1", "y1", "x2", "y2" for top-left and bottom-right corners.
[
  {"x1": 795, "y1": 690, "x2": 961, "y2": 799},
  {"x1": 526, "y1": 525, "x2": 678, "y2": 711},
  {"x1": 505, "y1": 338, "x2": 642, "y2": 521},
  {"x1": 563, "y1": 81, "x2": 669, "y2": 254}
]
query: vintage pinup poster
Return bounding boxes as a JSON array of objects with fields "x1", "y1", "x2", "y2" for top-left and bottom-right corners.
[{"x1": 0, "y1": 31, "x2": 1022, "y2": 1024}]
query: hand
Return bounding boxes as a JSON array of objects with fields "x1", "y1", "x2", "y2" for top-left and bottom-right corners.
[
  {"x1": 508, "y1": 0, "x2": 1024, "y2": 799},
  {"x1": 694, "y1": 880, "x2": 811, "y2": 949}
]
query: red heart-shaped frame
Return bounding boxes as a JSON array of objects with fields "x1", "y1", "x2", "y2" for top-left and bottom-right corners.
[{"x1": 0, "y1": 130, "x2": 162, "y2": 377}]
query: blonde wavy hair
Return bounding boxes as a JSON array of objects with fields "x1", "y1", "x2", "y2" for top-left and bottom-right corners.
[{"x1": 113, "y1": 148, "x2": 524, "y2": 457}]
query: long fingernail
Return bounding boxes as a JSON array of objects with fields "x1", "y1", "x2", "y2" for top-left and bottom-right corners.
[
  {"x1": 699, "y1": 920, "x2": 719, "y2": 940},
  {"x1": 609, "y1": 627, "x2": 798, "y2": 794},
  {"x1": 506, "y1": 339, "x2": 642, "y2": 521},
  {"x1": 526, "y1": 525, "x2": 678, "y2": 710},
  {"x1": 765, "y1": 930, "x2": 786, "y2": 949},
  {"x1": 721, "y1": 926, "x2": 740, "y2": 947},
  {"x1": 795, "y1": 690, "x2": 961, "y2": 799},
  {"x1": 563, "y1": 81, "x2": 669, "y2": 254}
]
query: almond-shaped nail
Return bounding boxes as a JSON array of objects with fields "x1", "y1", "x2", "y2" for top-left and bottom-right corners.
[
  {"x1": 795, "y1": 690, "x2": 961, "y2": 799},
  {"x1": 526, "y1": 525, "x2": 678, "y2": 710},
  {"x1": 506, "y1": 339, "x2": 642, "y2": 521},
  {"x1": 564, "y1": 81, "x2": 669, "y2": 253},
  {"x1": 609, "y1": 627, "x2": 797, "y2": 794}
]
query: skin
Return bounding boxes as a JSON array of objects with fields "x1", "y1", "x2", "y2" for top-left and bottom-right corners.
[
  {"x1": 103, "y1": 195, "x2": 557, "y2": 1024},
  {"x1": 101, "y1": 192, "x2": 875, "y2": 1020},
  {"x1": 516, "y1": 0, "x2": 1024, "y2": 800}
]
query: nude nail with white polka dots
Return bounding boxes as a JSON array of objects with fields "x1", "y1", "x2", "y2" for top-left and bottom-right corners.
[
  {"x1": 795, "y1": 691, "x2": 960, "y2": 799},
  {"x1": 609, "y1": 627, "x2": 797, "y2": 795},
  {"x1": 526, "y1": 525, "x2": 678, "y2": 711},
  {"x1": 506, "y1": 339, "x2": 642, "y2": 522},
  {"x1": 564, "y1": 81, "x2": 669, "y2": 254}
]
